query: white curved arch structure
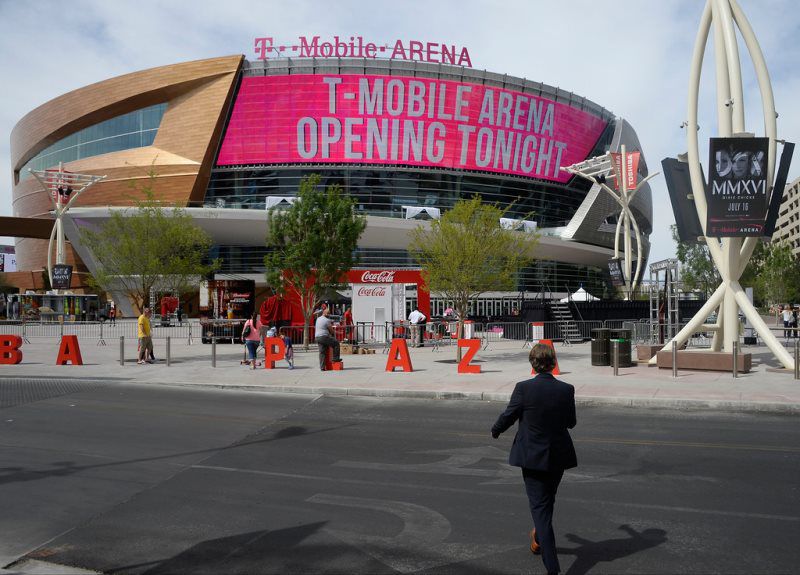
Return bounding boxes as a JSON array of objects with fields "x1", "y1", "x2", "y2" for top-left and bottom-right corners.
[{"x1": 650, "y1": 0, "x2": 793, "y2": 369}]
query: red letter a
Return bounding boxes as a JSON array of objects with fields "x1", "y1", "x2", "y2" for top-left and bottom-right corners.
[
  {"x1": 385, "y1": 338, "x2": 413, "y2": 372},
  {"x1": 56, "y1": 335, "x2": 83, "y2": 365}
]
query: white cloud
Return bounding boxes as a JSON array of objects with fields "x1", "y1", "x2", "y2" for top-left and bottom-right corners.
[{"x1": 1, "y1": 0, "x2": 798, "y2": 266}]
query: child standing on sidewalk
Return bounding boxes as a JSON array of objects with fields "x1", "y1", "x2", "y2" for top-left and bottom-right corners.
[{"x1": 283, "y1": 332, "x2": 294, "y2": 369}]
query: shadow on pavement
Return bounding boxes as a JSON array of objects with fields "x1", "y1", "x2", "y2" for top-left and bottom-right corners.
[
  {"x1": 107, "y1": 523, "x2": 331, "y2": 575},
  {"x1": 102, "y1": 522, "x2": 513, "y2": 575},
  {"x1": 560, "y1": 524, "x2": 668, "y2": 575}
]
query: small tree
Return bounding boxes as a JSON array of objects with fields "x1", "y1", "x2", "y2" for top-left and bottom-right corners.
[
  {"x1": 264, "y1": 174, "x2": 366, "y2": 349},
  {"x1": 671, "y1": 225, "x2": 721, "y2": 297},
  {"x1": 756, "y1": 242, "x2": 800, "y2": 307},
  {"x1": 409, "y1": 196, "x2": 538, "y2": 359},
  {"x1": 81, "y1": 172, "x2": 219, "y2": 313}
]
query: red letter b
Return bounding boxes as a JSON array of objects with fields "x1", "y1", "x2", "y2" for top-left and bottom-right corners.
[{"x1": 0, "y1": 335, "x2": 23, "y2": 364}]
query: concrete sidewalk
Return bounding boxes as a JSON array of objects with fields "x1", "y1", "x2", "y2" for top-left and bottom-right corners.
[{"x1": 2, "y1": 337, "x2": 800, "y2": 413}]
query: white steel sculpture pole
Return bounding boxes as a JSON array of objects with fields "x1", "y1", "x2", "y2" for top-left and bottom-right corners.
[
  {"x1": 650, "y1": 0, "x2": 794, "y2": 369},
  {"x1": 562, "y1": 151, "x2": 658, "y2": 299},
  {"x1": 30, "y1": 163, "x2": 105, "y2": 294}
]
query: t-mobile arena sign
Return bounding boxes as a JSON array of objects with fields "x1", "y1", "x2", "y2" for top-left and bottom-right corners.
[
  {"x1": 217, "y1": 75, "x2": 607, "y2": 183},
  {"x1": 254, "y1": 36, "x2": 472, "y2": 67}
]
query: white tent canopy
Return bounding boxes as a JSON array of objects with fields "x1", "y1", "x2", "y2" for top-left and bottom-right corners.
[{"x1": 559, "y1": 287, "x2": 598, "y2": 303}]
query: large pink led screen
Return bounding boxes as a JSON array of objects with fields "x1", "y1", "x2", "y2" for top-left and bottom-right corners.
[{"x1": 217, "y1": 75, "x2": 608, "y2": 182}]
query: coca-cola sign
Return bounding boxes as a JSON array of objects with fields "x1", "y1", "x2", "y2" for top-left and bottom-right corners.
[
  {"x1": 357, "y1": 286, "x2": 387, "y2": 297},
  {"x1": 360, "y1": 270, "x2": 396, "y2": 283}
]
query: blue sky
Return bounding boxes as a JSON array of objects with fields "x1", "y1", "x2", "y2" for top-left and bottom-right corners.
[{"x1": 1, "y1": 0, "x2": 798, "y2": 265}]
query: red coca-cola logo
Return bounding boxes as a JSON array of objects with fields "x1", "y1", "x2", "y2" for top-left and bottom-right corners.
[
  {"x1": 360, "y1": 270, "x2": 396, "y2": 283},
  {"x1": 357, "y1": 286, "x2": 387, "y2": 297}
]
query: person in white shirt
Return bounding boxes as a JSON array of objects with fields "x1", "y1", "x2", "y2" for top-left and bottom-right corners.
[
  {"x1": 408, "y1": 307, "x2": 427, "y2": 348},
  {"x1": 782, "y1": 305, "x2": 793, "y2": 340}
]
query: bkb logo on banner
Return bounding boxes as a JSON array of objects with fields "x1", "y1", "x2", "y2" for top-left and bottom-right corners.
[{"x1": 706, "y1": 137, "x2": 769, "y2": 236}]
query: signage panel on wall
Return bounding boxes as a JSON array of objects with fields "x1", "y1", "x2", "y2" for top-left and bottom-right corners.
[
  {"x1": 705, "y1": 137, "x2": 770, "y2": 237},
  {"x1": 217, "y1": 75, "x2": 608, "y2": 183}
]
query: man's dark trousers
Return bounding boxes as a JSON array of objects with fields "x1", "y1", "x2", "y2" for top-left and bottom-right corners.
[
  {"x1": 315, "y1": 335, "x2": 340, "y2": 369},
  {"x1": 523, "y1": 467, "x2": 564, "y2": 575}
]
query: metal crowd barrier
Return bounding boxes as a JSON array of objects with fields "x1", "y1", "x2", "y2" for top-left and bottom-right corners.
[
  {"x1": 353, "y1": 322, "x2": 384, "y2": 345},
  {"x1": 426, "y1": 321, "x2": 458, "y2": 348},
  {"x1": 627, "y1": 321, "x2": 736, "y2": 349},
  {"x1": 0, "y1": 318, "x2": 199, "y2": 344},
  {"x1": 2, "y1": 317, "x2": 758, "y2": 351},
  {"x1": 276, "y1": 323, "x2": 377, "y2": 350},
  {"x1": 276, "y1": 325, "x2": 311, "y2": 347}
]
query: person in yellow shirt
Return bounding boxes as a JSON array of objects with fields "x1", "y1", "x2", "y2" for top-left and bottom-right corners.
[{"x1": 137, "y1": 307, "x2": 153, "y2": 364}]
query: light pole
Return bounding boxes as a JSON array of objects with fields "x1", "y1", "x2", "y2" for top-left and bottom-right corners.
[
  {"x1": 561, "y1": 148, "x2": 659, "y2": 300},
  {"x1": 30, "y1": 163, "x2": 105, "y2": 293}
]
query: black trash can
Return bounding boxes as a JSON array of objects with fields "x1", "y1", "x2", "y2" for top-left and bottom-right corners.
[
  {"x1": 609, "y1": 328, "x2": 633, "y2": 367},
  {"x1": 591, "y1": 328, "x2": 610, "y2": 366}
]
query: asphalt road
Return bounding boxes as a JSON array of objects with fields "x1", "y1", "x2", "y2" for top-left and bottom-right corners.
[{"x1": 1, "y1": 377, "x2": 798, "y2": 574}]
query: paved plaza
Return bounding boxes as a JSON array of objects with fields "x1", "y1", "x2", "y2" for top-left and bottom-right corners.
[{"x1": 3, "y1": 327, "x2": 799, "y2": 414}]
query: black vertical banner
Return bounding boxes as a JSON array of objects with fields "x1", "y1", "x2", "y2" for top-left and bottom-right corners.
[
  {"x1": 51, "y1": 264, "x2": 73, "y2": 290},
  {"x1": 608, "y1": 258, "x2": 625, "y2": 287},
  {"x1": 763, "y1": 141, "x2": 794, "y2": 238},
  {"x1": 706, "y1": 137, "x2": 770, "y2": 236},
  {"x1": 662, "y1": 157, "x2": 704, "y2": 243}
]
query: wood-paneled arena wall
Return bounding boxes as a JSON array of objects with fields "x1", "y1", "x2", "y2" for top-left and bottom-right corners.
[{"x1": 10, "y1": 55, "x2": 244, "y2": 278}]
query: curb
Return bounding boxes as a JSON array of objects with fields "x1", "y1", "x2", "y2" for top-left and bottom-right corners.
[
  {"x1": 573, "y1": 395, "x2": 800, "y2": 414},
  {"x1": 151, "y1": 381, "x2": 800, "y2": 414}
]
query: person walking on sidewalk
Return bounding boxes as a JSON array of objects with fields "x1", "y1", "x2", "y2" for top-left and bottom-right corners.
[
  {"x1": 315, "y1": 307, "x2": 341, "y2": 371},
  {"x1": 137, "y1": 307, "x2": 153, "y2": 365},
  {"x1": 491, "y1": 343, "x2": 577, "y2": 575},
  {"x1": 241, "y1": 310, "x2": 263, "y2": 368}
]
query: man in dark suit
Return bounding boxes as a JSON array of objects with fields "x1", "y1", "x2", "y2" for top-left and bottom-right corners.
[{"x1": 491, "y1": 343, "x2": 577, "y2": 575}]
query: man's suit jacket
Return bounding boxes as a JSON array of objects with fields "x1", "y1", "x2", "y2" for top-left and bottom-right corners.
[{"x1": 492, "y1": 372, "x2": 577, "y2": 471}]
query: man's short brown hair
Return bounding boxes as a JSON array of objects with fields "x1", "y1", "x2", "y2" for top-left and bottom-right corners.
[{"x1": 529, "y1": 343, "x2": 556, "y2": 373}]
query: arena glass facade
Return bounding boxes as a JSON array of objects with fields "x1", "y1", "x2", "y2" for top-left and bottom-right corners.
[{"x1": 18, "y1": 104, "x2": 167, "y2": 182}]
